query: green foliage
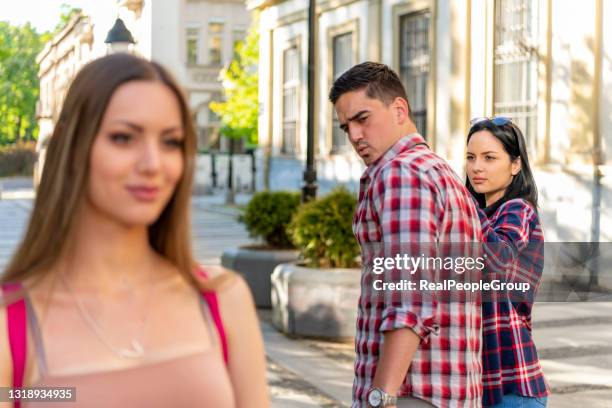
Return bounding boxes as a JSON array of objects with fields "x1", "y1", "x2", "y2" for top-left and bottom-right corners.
[
  {"x1": 242, "y1": 191, "x2": 301, "y2": 248},
  {"x1": 53, "y1": 4, "x2": 83, "y2": 35},
  {"x1": 0, "y1": 22, "x2": 47, "y2": 145},
  {"x1": 289, "y1": 187, "x2": 360, "y2": 268},
  {"x1": 0, "y1": 142, "x2": 36, "y2": 177},
  {"x1": 209, "y1": 13, "x2": 259, "y2": 145}
]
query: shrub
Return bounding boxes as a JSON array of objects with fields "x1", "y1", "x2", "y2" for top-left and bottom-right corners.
[
  {"x1": 242, "y1": 191, "x2": 301, "y2": 248},
  {"x1": 0, "y1": 142, "x2": 37, "y2": 177},
  {"x1": 289, "y1": 187, "x2": 360, "y2": 268}
]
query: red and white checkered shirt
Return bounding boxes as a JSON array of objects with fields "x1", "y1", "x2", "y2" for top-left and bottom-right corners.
[{"x1": 352, "y1": 134, "x2": 483, "y2": 408}]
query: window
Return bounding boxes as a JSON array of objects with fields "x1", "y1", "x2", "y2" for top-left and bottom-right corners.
[
  {"x1": 201, "y1": 96, "x2": 223, "y2": 150},
  {"x1": 186, "y1": 27, "x2": 199, "y2": 65},
  {"x1": 282, "y1": 46, "x2": 300, "y2": 155},
  {"x1": 494, "y1": 0, "x2": 539, "y2": 154},
  {"x1": 208, "y1": 22, "x2": 224, "y2": 65},
  {"x1": 331, "y1": 32, "x2": 354, "y2": 153},
  {"x1": 399, "y1": 10, "x2": 430, "y2": 138}
]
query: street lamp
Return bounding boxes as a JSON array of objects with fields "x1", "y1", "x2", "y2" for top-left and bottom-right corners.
[
  {"x1": 302, "y1": 0, "x2": 318, "y2": 203},
  {"x1": 105, "y1": 18, "x2": 135, "y2": 54}
]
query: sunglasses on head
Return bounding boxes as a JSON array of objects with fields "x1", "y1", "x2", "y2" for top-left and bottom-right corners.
[{"x1": 469, "y1": 116, "x2": 512, "y2": 127}]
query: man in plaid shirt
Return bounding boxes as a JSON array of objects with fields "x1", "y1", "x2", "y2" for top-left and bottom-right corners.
[{"x1": 329, "y1": 62, "x2": 483, "y2": 407}]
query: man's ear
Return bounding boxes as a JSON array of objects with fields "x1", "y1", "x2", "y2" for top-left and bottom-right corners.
[{"x1": 392, "y1": 97, "x2": 410, "y2": 124}]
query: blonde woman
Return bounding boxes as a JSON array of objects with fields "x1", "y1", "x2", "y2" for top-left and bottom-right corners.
[{"x1": 0, "y1": 54, "x2": 268, "y2": 407}]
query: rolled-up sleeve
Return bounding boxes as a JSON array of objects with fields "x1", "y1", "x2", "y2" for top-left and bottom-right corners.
[{"x1": 380, "y1": 305, "x2": 439, "y2": 341}]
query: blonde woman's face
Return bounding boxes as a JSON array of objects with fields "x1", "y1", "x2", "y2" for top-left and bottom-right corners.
[{"x1": 87, "y1": 80, "x2": 185, "y2": 227}]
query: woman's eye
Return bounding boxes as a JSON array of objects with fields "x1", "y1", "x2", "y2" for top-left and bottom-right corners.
[
  {"x1": 466, "y1": 156, "x2": 474, "y2": 161},
  {"x1": 485, "y1": 155, "x2": 495, "y2": 160},
  {"x1": 358, "y1": 116, "x2": 368, "y2": 124},
  {"x1": 164, "y1": 138, "x2": 184, "y2": 148},
  {"x1": 110, "y1": 133, "x2": 132, "y2": 144}
]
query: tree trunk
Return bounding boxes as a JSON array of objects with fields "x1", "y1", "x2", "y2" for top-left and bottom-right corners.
[{"x1": 16, "y1": 116, "x2": 22, "y2": 143}]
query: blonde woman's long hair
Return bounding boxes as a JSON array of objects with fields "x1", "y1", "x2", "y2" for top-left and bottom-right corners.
[{"x1": 1, "y1": 53, "x2": 217, "y2": 292}]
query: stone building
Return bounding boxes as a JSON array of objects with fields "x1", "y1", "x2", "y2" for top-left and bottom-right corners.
[
  {"x1": 252, "y1": 0, "x2": 611, "y2": 241},
  {"x1": 35, "y1": 0, "x2": 252, "y2": 186}
]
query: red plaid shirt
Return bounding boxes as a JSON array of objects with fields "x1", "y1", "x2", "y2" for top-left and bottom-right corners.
[
  {"x1": 352, "y1": 134, "x2": 483, "y2": 408},
  {"x1": 477, "y1": 199, "x2": 549, "y2": 406}
]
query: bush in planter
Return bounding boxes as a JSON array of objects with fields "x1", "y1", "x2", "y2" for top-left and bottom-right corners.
[
  {"x1": 242, "y1": 191, "x2": 301, "y2": 248},
  {"x1": 0, "y1": 142, "x2": 36, "y2": 177},
  {"x1": 289, "y1": 187, "x2": 360, "y2": 268}
]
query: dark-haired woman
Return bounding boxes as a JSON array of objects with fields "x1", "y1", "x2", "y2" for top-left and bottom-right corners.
[{"x1": 466, "y1": 117, "x2": 549, "y2": 408}]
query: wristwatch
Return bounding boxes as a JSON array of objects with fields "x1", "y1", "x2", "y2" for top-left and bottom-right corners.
[{"x1": 367, "y1": 387, "x2": 397, "y2": 407}]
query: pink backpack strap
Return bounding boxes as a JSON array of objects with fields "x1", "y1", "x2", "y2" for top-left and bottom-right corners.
[
  {"x1": 2, "y1": 282, "x2": 26, "y2": 408},
  {"x1": 201, "y1": 290, "x2": 229, "y2": 364},
  {"x1": 196, "y1": 267, "x2": 229, "y2": 365}
]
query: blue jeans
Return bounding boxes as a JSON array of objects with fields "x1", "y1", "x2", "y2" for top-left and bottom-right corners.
[{"x1": 490, "y1": 394, "x2": 548, "y2": 408}]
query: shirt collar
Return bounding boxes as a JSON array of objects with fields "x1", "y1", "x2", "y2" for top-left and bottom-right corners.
[{"x1": 361, "y1": 133, "x2": 428, "y2": 181}]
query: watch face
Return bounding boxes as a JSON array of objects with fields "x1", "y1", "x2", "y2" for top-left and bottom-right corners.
[{"x1": 368, "y1": 389, "x2": 383, "y2": 406}]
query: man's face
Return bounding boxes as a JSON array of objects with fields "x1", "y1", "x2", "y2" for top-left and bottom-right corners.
[{"x1": 334, "y1": 89, "x2": 404, "y2": 166}]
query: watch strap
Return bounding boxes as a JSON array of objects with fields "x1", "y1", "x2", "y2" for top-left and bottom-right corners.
[
  {"x1": 368, "y1": 387, "x2": 398, "y2": 407},
  {"x1": 383, "y1": 394, "x2": 397, "y2": 406}
]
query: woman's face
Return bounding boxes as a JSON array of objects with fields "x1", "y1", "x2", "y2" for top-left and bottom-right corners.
[
  {"x1": 86, "y1": 80, "x2": 185, "y2": 227},
  {"x1": 466, "y1": 129, "x2": 520, "y2": 206}
]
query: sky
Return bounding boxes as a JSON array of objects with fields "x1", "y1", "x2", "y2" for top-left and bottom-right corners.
[{"x1": 2, "y1": 0, "x2": 89, "y2": 33}]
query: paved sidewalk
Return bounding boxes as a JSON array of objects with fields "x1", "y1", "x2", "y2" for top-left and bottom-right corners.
[{"x1": 260, "y1": 311, "x2": 353, "y2": 407}]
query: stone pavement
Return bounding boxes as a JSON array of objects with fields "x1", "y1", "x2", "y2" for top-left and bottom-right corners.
[{"x1": 1, "y1": 180, "x2": 612, "y2": 407}]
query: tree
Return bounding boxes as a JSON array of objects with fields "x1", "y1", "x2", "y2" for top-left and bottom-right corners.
[
  {"x1": 0, "y1": 4, "x2": 79, "y2": 146},
  {"x1": 0, "y1": 22, "x2": 47, "y2": 145},
  {"x1": 209, "y1": 14, "x2": 259, "y2": 146},
  {"x1": 53, "y1": 4, "x2": 83, "y2": 35},
  {"x1": 209, "y1": 14, "x2": 259, "y2": 202}
]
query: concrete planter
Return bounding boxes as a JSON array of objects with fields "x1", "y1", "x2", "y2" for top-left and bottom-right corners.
[
  {"x1": 271, "y1": 262, "x2": 361, "y2": 339},
  {"x1": 221, "y1": 247, "x2": 300, "y2": 308}
]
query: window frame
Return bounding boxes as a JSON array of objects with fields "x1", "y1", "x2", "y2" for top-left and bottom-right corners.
[
  {"x1": 492, "y1": 0, "x2": 541, "y2": 158},
  {"x1": 280, "y1": 43, "x2": 302, "y2": 156},
  {"x1": 398, "y1": 9, "x2": 431, "y2": 139},
  {"x1": 186, "y1": 26, "x2": 200, "y2": 65},
  {"x1": 207, "y1": 21, "x2": 225, "y2": 66},
  {"x1": 326, "y1": 19, "x2": 359, "y2": 156}
]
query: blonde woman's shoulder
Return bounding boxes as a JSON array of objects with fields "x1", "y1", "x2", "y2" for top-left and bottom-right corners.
[{"x1": 196, "y1": 265, "x2": 255, "y2": 313}]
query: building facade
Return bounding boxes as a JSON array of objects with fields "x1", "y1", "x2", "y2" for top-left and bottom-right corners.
[
  {"x1": 35, "y1": 0, "x2": 252, "y2": 190},
  {"x1": 36, "y1": 0, "x2": 251, "y2": 154},
  {"x1": 253, "y1": 0, "x2": 612, "y2": 241},
  {"x1": 117, "y1": 0, "x2": 251, "y2": 150}
]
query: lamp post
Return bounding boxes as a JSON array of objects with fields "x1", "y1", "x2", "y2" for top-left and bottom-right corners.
[
  {"x1": 246, "y1": 147, "x2": 257, "y2": 193},
  {"x1": 302, "y1": 0, "x2": 317, "y2": 203},
  {"x1": 104, "y1": 18, "x2": 135, "y2": 54}
]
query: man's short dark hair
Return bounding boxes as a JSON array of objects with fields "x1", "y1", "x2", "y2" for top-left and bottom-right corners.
[{"x1": 328, "y1": 62, "x2": 410, "y2": 108}]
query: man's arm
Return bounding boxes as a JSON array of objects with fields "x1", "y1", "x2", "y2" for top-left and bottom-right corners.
[
  {"x1": 371, "y1": 162, "x2": 440, "y2": 401},
  {"x1": 371, "y1": 328, "x2": 420, "y2": 397}
]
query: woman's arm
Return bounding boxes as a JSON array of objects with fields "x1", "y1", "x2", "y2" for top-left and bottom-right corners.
[
  {"x1": 477, "y1": 199, "x2": 534, "y2": 268},
  {"x1": 213, "y1": 267, "x2": 269, "y2": 408}
]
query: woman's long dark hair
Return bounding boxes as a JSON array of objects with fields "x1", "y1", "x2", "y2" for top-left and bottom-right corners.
[{"x1": 465, "y1": 120, "x2": 538, "y2": 215}]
